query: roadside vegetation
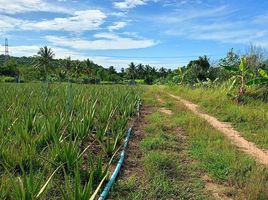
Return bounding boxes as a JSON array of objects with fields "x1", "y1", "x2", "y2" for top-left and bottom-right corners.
[
  {"x1": 110, "y1": 88, "x2": 207, "y2": 200},
  {"x1": 157, "y1": 88, "x2": 268, "y2": 200},
  {"x1": 111, "y1": 87, "x2": 268, "y2": 199},
  {"x1": 166, "y1": 86, "x2": 268, "y2": 150}
]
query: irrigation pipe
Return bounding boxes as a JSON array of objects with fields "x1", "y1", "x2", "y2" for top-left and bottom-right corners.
[{"x1": 98, "y1": 100, "x2": 141, "y2": 200}]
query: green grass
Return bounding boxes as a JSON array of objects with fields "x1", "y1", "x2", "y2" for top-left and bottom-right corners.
[
  {"x1": 166, "y1": 86, "x2": 268, "y2": 150},
  {"x1": 158, "y1": 87, "x2": 268, "y2": 199},
  {"x1": 112, "y1": 86, "x2": 268, "y2": 199},
  {"x1": 110, "y1": 87, "x2": 207, "y2": 200}
]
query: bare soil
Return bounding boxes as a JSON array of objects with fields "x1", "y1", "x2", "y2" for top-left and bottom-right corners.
[
  {"x1": 202, "y1": 175, "x2": 234, "y2": 200},
  {"x1": 159, "y1": 107, "x2": 173, "y2": 115},
  {"x1": 118, "y1": 104, "x2": 154, "y2": 178}
]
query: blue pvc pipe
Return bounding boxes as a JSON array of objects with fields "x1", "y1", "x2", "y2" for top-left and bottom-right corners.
[
  {"x1": 98, "y1": 128, "x2": 132, "y2": 200},
  {"x1": 98, "y1": 100, "x2": 141, "y2": 200}
]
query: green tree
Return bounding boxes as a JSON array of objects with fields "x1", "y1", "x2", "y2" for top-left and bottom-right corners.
[
  {"x1": 136, "y1": 64, "x2": 145, "y2": 79},
  {"x1": 187, "y1": 55, "x2": 210, "y2": 81},
  {"x1": 127, "y1": 62, "x2": 136, "y2": 80},
  {"x1": 85, "y1": 59, "x2": 93, "y2": 76},
  {"x1": 108, "y1": 66, "x2": 116, "y2": 75},
  {"x1": 119, "y1": 68, "x2": 125, "y2": 78},
  {"x1": 219, "y1": 48, "x2": 240, "y2": 67},
  {"x1": 36, "y1": 46, "x2": 55, "y2": 81},
  {"x1": 246, "y1": 44, "x2": 267, "y2": 76},
  {"x1": 63, "y1": 57, "x2": 72, "y2": 81},
  {"x1": 0, "y1": 59, "x2": 19, "y2": 77},
  {"x1": 144, "y1": 65, "x2": 154, "y2": 84},
  {"x1": 158, "y1": 67, "x2": 167, "y2": 78}
]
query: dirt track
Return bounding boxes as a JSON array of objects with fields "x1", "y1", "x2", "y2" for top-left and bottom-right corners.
[{"x1": 169, "y1": 93, "x2": 268, "y2": 166}]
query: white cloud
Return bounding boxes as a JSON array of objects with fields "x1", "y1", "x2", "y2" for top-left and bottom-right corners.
[
  {"x1": 0, "y1": 15, "x2": 20, "y2": 31},
  {"x1": 113, "y1": 0, "x2": 148, "y2": 9},
  {"x1": 108, "y1": 21, "x2": 127, "y2": 31},
  {"x1": 162, "y1": 0, "x2": 203, "y2": 7},
  {"x1": 158, "y1": 6, "x2": 268, "y2": 47},
  {"x1": 22, "y1": 10, "x2": 106, "y2": 32},
  {"x1": 0, "y1": 10, "x2": 106, "y2": 33},
  {"x1": 9, "y1": 45, "x2": 88, "y2": 60},
  {"x1": 165, "y1": 22, "x2": 268, "y2": 47},
  {"x1": 110, "y1": 12, "x2": 127, "y2": 17},
  {"x1": 253, "y1": 13, "x2": 268, "y2": 24},
  {"x1": 0, "y1": 0, "x2": 70, "y2": 14},
  {"x1": 157, "y1": 5, "x2": 228, "y2": 24},
  {"x1": 45, "y1": 33, "x2": 157, "y2": 50}
]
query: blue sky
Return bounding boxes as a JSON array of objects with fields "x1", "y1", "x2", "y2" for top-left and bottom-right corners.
[{"x1": 1, "y1": 0, "x2": 268, "y2": 70}]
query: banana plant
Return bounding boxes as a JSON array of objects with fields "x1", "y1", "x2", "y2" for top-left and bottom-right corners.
[
  {"x1": 222, "y1": 57, "x2": 252, "y2": 103},
  {"x1": 247, "y1": 68, "x2": 268, "y2": 86},
  {"x1": 178, "y1": 67, "x2": 188, "y2": 84},
  {"x1": 173, "y1": 67, "x2": 189, "y2": 85}
]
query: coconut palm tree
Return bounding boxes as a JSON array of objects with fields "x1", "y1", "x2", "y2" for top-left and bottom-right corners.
[
  {"x1": 127, "y1": 62, "x2": 136, "y2": 80},
  {"x1": 36, "y1": 46, "x2": 55, "y2": 81},
  {"x1": 136, "y1": 63, "x2": 144, "y2": 79}
]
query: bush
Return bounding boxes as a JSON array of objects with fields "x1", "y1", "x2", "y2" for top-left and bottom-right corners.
[
  {"x1": 82, "y1": 77, "x2": 100, "y2": 84},
  {"x1": 0, "y1": 76, "x2": 16, "y2": 83}
]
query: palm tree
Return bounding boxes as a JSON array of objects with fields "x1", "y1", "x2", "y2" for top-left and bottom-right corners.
[
  {"x1": 144, "y1": 65, "x2": 153, "y2": 84},
  {"x1": 63, "y1": 56, "x2": 72, "y2": 81},
  {"x1": 136, "y1": 64, "x2": 144, "y2": 79},
  {"x1": 187, "y1": 55, "x2": 210, "y2": 81},
  {"x1": 127, "y1": 62, "x2": 136, "y2": 80},
  {"x1": 159, "y1": 67, "x2": 167, "y2": 78},
  {"x1": 36, "y1": 46, "x2": 55, "y2": 81}
]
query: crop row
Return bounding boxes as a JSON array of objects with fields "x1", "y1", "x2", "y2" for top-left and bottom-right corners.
[{"x1": 0, "y1": 83, "x2": 140, "y2": 199}]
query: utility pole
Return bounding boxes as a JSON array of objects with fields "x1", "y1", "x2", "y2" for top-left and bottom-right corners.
[{"x1": 4, "y1": 38, "x2": 9, "y2": 62}]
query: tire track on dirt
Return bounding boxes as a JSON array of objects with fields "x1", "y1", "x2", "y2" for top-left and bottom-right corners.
[{"x1": 169, "y1": 93, "x2": 268, "y2": 166}]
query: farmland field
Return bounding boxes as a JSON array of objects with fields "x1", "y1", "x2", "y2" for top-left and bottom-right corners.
[
  {"x1": 1, "y1": 0, "x2": 268, "y2": 199},
  {"x1": 1, "y1": 83, "x2": 268, "y2": 200},
  {"x1": 0, "y1": 83, "x2": 140, "y2": 199}
]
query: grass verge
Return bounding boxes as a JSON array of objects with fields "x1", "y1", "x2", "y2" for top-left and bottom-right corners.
[
  {"x1": 159, "y1": 86, "x2": 268, "y2": 199},
  {"x1": 110, "y1": 86, "x2": 268, "y2": 199},
  {"x1": 109, "y1": 86, "x2": 207, "y2": 200},
  {"x1": 166, "y1": 85, "x2": 268, "y2": 150}
]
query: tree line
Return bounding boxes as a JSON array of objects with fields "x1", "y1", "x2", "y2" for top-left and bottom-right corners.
[{"x1": 0, "y1": 45, "x2": 267, "y2": 86}]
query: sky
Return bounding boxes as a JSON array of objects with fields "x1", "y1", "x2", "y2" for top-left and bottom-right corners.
[{"x1": 0, "y1": 0, "x2": 268, "y2": 70}]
